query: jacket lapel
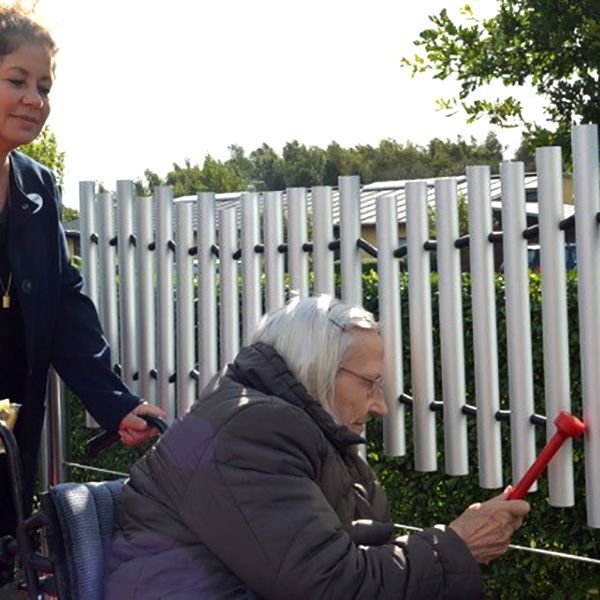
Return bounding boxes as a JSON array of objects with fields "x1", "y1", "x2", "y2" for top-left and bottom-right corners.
[
  {"x1": 9, "y1": 155, "x2": 46, "y2": 232},
  {"x1": 7, "y1": 155, "x2": 46, "y2": 368}
]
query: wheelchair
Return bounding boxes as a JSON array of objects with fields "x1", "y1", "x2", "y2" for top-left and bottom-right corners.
[{"x1": 0, "y1": 415, "x2": 167, "y2": 599}]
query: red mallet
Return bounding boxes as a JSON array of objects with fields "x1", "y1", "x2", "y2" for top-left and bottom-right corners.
[{"x1": 507, "y1": 411, "x2": 586, "y2": 500}]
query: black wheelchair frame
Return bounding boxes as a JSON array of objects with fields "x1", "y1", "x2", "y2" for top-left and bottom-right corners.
[{"x1": 0, "y1": 415, "x2": 167, "y2": 599}]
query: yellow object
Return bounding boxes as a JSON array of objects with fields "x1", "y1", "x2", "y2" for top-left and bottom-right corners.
[
  {"x1": 0, "y1": 399, "x2": 20, "y2": 453},
  {"x1": 0, "y1": 398, "x2": 19, "y2": 429}
]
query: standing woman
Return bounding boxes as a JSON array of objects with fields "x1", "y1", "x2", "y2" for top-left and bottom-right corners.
[{"x1": 0, "y1": 4, "x2": 164, "y2": 583}]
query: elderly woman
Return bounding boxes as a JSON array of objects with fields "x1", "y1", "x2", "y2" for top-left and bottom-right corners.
[{"x1": 106, "y1": 295, "x2": 529, "y2": 599}]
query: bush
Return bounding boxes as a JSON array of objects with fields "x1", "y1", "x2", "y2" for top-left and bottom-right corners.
[{"x1": 362, "y1": 269, "x2": 600, "y2": 599}]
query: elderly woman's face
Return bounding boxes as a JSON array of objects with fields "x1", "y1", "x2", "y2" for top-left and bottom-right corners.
[{"x1": 333, "y1": 329, "x2": 387, "y2": 435}]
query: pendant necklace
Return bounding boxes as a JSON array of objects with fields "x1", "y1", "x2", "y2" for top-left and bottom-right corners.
[
  {"x1": 0, "y1": 175, "x2": 10, "y2": 308},
  {"x1": 0, "y1": 271, "x2": 11, "y2": 309}
]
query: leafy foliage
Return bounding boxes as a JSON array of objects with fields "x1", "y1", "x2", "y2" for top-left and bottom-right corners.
[
  {"x1": 136, "y1": 134, "x2": 504, "y2": 195},
  {"x1": 362, "y1": 270, "x2": 599, "y2": 599},
  {"x1": 403, "y1": 0, "x2": 600, "y2": 157},
  {"x1": 19, "y1": 126, "x2": 65, "y2": 184},
  {"x1": 61, "y1": 205, "x2": 79, "y2": 222}
]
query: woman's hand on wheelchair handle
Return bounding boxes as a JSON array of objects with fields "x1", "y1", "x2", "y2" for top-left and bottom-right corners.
[{"x1": 118, "y1": 402, "x2": 167, "y2": 446}]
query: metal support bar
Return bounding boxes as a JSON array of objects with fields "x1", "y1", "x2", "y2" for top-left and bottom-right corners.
[{"x1": 357, "y1": 238, "x2": 378, "y2": 258}]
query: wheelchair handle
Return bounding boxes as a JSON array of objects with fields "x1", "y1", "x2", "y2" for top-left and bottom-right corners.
[{"x1": 85, "y1": 415, "x2": 169, "y2": 458}]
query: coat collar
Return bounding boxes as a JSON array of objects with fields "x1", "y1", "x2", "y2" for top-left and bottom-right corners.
[{"x1": 224, "y1": 342, "x2": 366, "y2": 454}]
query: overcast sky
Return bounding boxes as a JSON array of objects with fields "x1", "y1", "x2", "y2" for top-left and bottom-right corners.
[{"x1": 33, "y1": 0, "x2": 546, "y2": 208}]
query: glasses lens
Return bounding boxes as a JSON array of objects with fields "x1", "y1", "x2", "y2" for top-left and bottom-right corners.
[{"x1": 370, "y1": 378, "x2": 384, "y2": 398}]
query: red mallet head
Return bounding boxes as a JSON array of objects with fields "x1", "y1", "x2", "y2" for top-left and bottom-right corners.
[
  {"x1": 506, "y1": 411, "x2": 586, "y2": 500},
  {"x1": 554, "y1": 411, "x2": 586, "y2": 439}
]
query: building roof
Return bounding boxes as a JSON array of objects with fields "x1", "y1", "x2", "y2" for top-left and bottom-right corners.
[{"x1": 63, "y1": 173, "x2": 554, "y2": 234}]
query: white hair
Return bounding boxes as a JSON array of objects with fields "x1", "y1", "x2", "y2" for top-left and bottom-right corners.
[{"x1": 251, "y1": 294, "x2": 378, "y2": 419}]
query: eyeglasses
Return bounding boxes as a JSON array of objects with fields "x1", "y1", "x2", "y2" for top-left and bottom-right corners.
[{"x1": 338, "y1": 366, "x2": 384, "y2": 398}]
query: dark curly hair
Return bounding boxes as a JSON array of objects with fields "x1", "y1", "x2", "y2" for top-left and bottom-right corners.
[{"x1": 0, "y1": 3, "x2": 56, "y2": 59}]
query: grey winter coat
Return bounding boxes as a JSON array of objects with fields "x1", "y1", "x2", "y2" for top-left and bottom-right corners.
[{"x1": 105, "y1": 343, "x2": 484, "y2": 599}]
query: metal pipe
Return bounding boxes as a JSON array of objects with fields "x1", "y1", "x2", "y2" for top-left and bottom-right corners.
[
  {"x1": 500, "y1": 161, "x2": 537, "y2": 489},
  {"x1": 197, "y1": 192, "x2": 218, "y2": 391},
  {"x1": 264, "y1": 191, "x2": 285, "y2": 312},
  {"x1": 155, "y1": 186, "x2": 176, "y2": 421},
  {"x1": 135, "y1": 196, "x2": 157, "y2": 405},
  {"x1": 376, "y1": 194, "x2": 405, "y2": 456},
  {"x1": 312, "y1": 186, "x2": 335, "y2": 296},
  {"x1": 219, "y1": 207, "x2": 240, "y2": 365},
  {"x1": 536, "y1": 146, "x2": 574, "y2": 507},
  {"x1": 339, "y1": 176, "x2": 362, "y2": 306},
  {"x1": 467, "y1": 166, "x2": 503, "y2": 489},
  {"x1": 116, "y1": 180, "x2": 138, "y2": 392},
  {"x1": 79, "y1": 182, "x2": 100, "y2": 428},
  {"x1": 287, "y1": 188, "x2": 309, "y2": 297},
  {"x1": 241, "y1": 192, "x2": 262, "y2": 344},
  {"x1": 406, "y1": 181, "x2": 437, "y2": 470},
  {"x1": 435, "y1": 178, "x2": 469, "y2": 476},
  {"x1": 572, "y1": 124, "x2": 600, "y2": 527},
  {"x1": 175, "y1": 200, "x2": 196, "y2": 415}
]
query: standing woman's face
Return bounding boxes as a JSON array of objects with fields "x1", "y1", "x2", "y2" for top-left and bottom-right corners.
[{"x1": 0, "y1": 41, "x2": 52, "y2": 153}]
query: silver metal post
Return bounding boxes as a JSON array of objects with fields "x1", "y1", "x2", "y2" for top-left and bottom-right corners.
[
  {"x1": 467, "y1": 166, "x2": 503, "y2": 489},
  {"x1": 79, "y1": 182, "x2": 100, "y2": 427},
  {"x1": 219, "y1": 207, "x2": 240, "y2": 365},
  {"x1": 500, "y1": 161, "x2": 537, "y2": 488},
  {"x1": 435, "y1": 178, "x2": 469, "y2": 476},
  {"x1": 536, "y1": 146, "x2": 574, "y2": 507},
  {"x1": 287, "y1": 188, "x2": 309, "y2": 297},
  {"x1": 197, "y1": 193, "x2": 218, "y2": 391},
  {"x1": 135, "y1": 196, "x2": 157, "y2": 405},
  {"x1": 155, "y1": 186, "x2": 176, "y2": 421},
  {"x1": 312, "y1": 186, "x2": 335, "y2": 296},
  {"x1": 175, "y1": 200, "x2": 196, "y2": 415},
  {"x1": 572, "y1": 124, "x2": 600, "y2": 527},
  {"x1": 264, "y1": 191, "x2": 285, "y2": 312},
  {"x1": 406, "y1": 181, "x2": 437, "y2": 471},
  {"x1": 116, "y1": 180, "x2": 138, "y2": 392},
  {"x1": 339, "y1": 176, "x2": 362, "y2": 305},
  {"x1": 376, "y1": 195, "x2": 405, "y2": 456},
  {"x1": 241, "y1": 192, "x2": 262, "y2": 344}
]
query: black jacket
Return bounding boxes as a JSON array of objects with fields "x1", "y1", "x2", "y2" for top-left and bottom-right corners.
[
  {"x1": 106, "y1": 343, "x2": 484, "y2": 599},
  {"x1": 5, "y1": 151, "x2": 139, "y2": 502}
]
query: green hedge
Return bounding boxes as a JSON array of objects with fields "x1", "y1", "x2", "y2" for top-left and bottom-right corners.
[
  {"x1": 362, "y1": 268, "x2": 599, "y2": 599},
  {"x1": 66, "y1": 268, "x2": 599, "y2": 599}
]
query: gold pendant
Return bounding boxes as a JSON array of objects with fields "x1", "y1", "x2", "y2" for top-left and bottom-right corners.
[{"x1": 2, "y1": 293, "x2": 9, "y2": 309}]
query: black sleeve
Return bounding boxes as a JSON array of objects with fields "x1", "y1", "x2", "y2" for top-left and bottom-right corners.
[{"x1": 49, "y1": 177, "x2": 140, "y2": 431}]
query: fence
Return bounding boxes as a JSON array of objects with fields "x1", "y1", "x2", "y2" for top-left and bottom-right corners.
[{"x1": 42, "y1": 123, "x2": 600, "y2": 529}]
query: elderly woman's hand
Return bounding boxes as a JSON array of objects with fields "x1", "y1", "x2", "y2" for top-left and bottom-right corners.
[{"x1": 448, "y1": 487, "x2": 530, "y2": 565}]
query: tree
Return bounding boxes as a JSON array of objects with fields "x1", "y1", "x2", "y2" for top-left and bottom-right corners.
[
  {"x1": 61, "y1": 206, "x2": 79, "y2": 223},
  {"x1": 426, "y1": 132, "x2": 503, "y2": 176},
  {"x1": 226, "y1": 144, "x2": 254, "y2": 185},
  {"x1": 282, "y1": 141, "x2": 326, "y2": 188},
  {"x1": 165, "y1": 159, "x2": 204, "y2": 197},
  {"x1": 135, "y1": 169, "x2": 164, "y2": 196},
  {"x1": 249, "y1": 144, "x2": 285, "y2": 191},
  {"x1": 141, "y1": 133, "x2": 505, "y2": 196},
  {"x1": 199, "y1": 155, "x2": 248, "y2": 193},
  {"x1": 402, "y1": 1, "x2": 600, "y2": 153},
  {"x1": 20, "y1": 126, "x2": 65, "y2": 184}
]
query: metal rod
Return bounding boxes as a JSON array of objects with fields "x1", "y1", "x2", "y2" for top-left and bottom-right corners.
[{"x1": 406, "y1": 181, "x2": 436, "y2": 470}]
